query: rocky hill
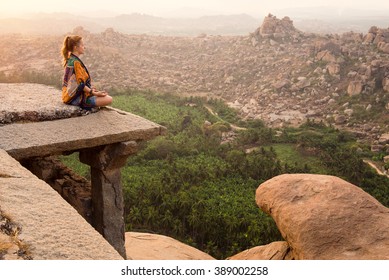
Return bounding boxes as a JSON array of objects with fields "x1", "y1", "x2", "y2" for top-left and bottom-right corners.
[{"x1": 1, "y1": 14, "x2": 389, "y2": 147}]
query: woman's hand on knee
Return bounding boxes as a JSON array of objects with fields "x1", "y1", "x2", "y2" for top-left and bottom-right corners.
[{"x1": 92, "y1": 89, "x2": 108, "y2": 97}]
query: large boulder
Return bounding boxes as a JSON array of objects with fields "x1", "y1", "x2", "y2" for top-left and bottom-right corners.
[
  {"x1": 326, "y1": 63, "x2": 341, "y2": 76},
  {"x1": 383, "y1": 77, "x2": 389, "y2": 93},
  {"x1": 228, "y1": 241, "x2": 290, "y2": 260},
  {"x1": 364, "y1": 26, "x2": 389, "y2": 52},
  {"x1": 364, "y1": 32, "x2": 375, "y2": 44},
  {"x1": 347, "y1": 80, "x2": 363, "y2": 96},
  {"x1": 255, "y1": 174, "x2": 389, "y2": 259},
  {"x1": 316, "y1": 50, "x2": 337, "y2": 63},
  {"x1": 378, "y1": 42, "x2": 389, "y2": 54},
  {"x1": 378, "y1": 133, "x2": 389, "y2": 145},
  {"x1": 125, "y1": 232, "x2": 215, "y2": 260}
]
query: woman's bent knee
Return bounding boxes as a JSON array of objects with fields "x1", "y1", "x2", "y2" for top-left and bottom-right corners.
[{"x1": 95, "y1": 95, "x2": 113, "y2": 107}]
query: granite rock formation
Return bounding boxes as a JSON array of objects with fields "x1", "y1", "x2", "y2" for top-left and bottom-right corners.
[
  {"x1": 364, "y1": 26, "x2": 389, "y2": 53},
  {"x1": 255, "y1": 174, "x2": 389, "y2": 260},
  {"x1": 253, "y1": 14, "x2": 302, "y2": 42}
]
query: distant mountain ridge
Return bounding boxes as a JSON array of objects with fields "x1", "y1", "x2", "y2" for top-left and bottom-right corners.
[
  {"x1": 274, "y1": 6, "x2": 389, "y2": 34},
  {"x1": 0, "y1": 13, "x2": 260, "y2": 36},
  {"x1": 2, "y1": 6, "x2": 389, "y2": 35}
]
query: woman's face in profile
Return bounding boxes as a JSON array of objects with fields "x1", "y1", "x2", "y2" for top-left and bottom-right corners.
[{"x1": 74, "y1": 40, "x2": 86, "y2": 55}]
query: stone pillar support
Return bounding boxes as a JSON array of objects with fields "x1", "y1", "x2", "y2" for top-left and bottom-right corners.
[{"x1": 79, "y1": 141, "x2": 138, "y2": 259}]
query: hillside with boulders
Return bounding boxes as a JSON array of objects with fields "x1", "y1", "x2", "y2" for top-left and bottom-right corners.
[{"x1": 1, "y1": 14, "x2": 389, "y2": 147}]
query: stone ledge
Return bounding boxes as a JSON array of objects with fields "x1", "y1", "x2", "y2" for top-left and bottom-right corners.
[
  {"x1": 0, "y1": 149, "x2": 123, "y2": 260},
  {"x1": 0, "y1": 83, "x2": 88, "y2": 124},
  {"x1": 0, "y1": 107, "x2": 166, "y2": 160},
  {"x1": 0, "y1": 84, "x2": 166, "y2": 161}
]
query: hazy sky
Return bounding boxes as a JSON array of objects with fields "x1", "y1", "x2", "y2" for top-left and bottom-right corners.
[{"x1": 1, "y1": 0, "x2": 389, "y2": 17}]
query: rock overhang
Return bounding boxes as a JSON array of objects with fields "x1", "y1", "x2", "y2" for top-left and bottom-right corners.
[{"x1": 0, "y1": 83, "x2": 166, "y2": 160}]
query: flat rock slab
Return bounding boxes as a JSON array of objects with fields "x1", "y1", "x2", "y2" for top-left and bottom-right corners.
[
  {"x1": 0, "y1": 107, "x2": 166, "y2": 160},
  {"x1": 227, "y1": 241, "x2": 290, "y2": 260},
  {"x1": 0, "y1": 83, "x2": 86, "y2": 124},
  {"x1": 0, "y1": 149, "x2": 123, "y2": 260},
  {"x1": 0, "y1": 84, "x2": 166, "y2": 157},
  {"x1": 125, "y1": 232, "x2": 215, "y2": 260}
]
